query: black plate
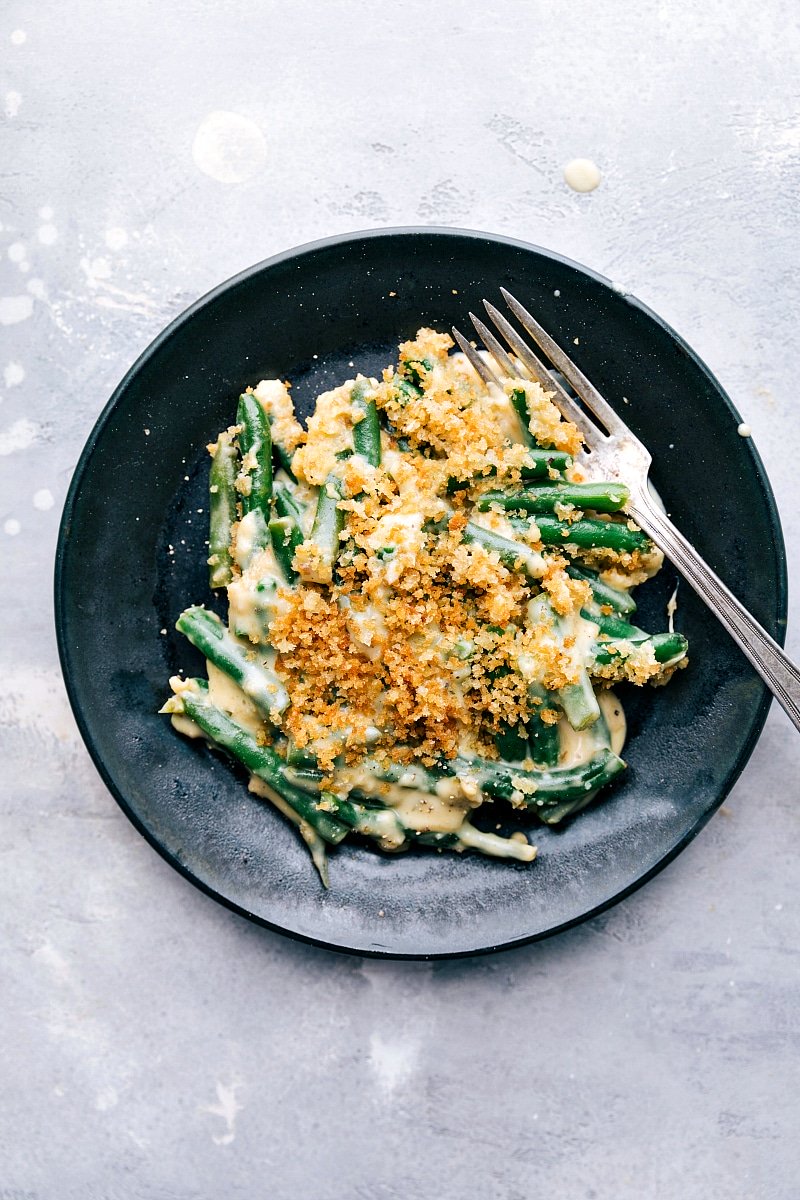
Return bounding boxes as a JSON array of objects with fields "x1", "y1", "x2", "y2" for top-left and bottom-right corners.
[{"x1": 55, "y1": 227, "x2": 787, "y2": 958}]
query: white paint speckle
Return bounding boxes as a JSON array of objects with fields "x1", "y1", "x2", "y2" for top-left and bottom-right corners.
[
  {"x1": 39, "y1": 205, "x2": 54, "y2": 221},
  {"x1": 8, "y1": 242, "x2": 26, "y2": 263},
  {"x1": 33, "y1": 487, "x2": 54, "y2": 510},
  {"x1": 192, "y1": 111, "x2": 267, "y2": 183},
  {"x1": 38, "y1": 223, "x2": 58, "y2": 245},
  {"x1": 775, "y1": 902, "x2": 783, "y2": 911},
  {"x1": 10, "y1": 29, "x2": 27, "y2": 45},
  {"x1": 80, "y1": 256, "x2": 111, "y2": 284},
  {"x1": 0, "y1": 295, "x2": 34, "y2": 325},
  {"x1": 0, "y1": 417, "x2": 38, "y2": 454},
  {"x1": 105, "y1": 226, "x2": 128, "y2": 251},
  {"x1": 563, "y1": 157, "x2": 602, "y2": 192},
  {"x1": 737, "y1": 422, "x2": 752, "y2": 437},
  {"x1": 200, "y1": 1081, "x2": 243, "y2": 1146},
  {"x1": 368, "y1": 1033, "x2": 418, "y2": 1094},
  {"x1": 27, "y1": 277, "x2": 46, "y2": 298},
  {"x1": 4, "y1": 362, "x2": 24, "y2": 387},
  {"x1": 4, "y1": 90, "x2": 22, "y2": 118},
  {"x1": 4, "y1": 517, "x2": 20, "y2": 536}
]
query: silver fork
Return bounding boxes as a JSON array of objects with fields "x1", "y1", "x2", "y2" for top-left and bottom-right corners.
[{"x1": 452, "y1": 288, "x2": 800, "y2": 733}]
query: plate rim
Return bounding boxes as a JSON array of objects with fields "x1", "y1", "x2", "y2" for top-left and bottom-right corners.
[{"x1": 54, "y1": 224, "x2": 788, "y2": 959}]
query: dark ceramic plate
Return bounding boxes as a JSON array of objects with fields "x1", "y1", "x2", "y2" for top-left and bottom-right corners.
[{"x1": 55, "y1": 227, "x2": 787, "y2": 958}]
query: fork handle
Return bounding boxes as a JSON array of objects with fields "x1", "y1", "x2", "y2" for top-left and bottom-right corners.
[{"x1": 629, "y1": 495, "x2": 800, "y2": 733}]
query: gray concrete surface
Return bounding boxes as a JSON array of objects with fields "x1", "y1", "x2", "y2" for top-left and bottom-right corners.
[{"x1": 2, "y1": 2, "x2": 799, "y2": 1196}]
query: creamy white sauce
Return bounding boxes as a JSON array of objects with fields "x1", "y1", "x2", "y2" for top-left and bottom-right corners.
[
  {"x1": 557, "y1": 718, "x2": 596, "y2": 768},
  {"x1": 336, "y1": 765, "x2": 472, "y2": 834},
  {"x1": 386, "y1": 788, "x2": 470, "y2": 834},
  {"x1": 227, "y1": 534, "x2": 290, "y2": 643},
  {"x1": 249, "y1": 774, "x2": 299, "y2": 822},
  {"x1": 207, "y1": 661, "x2": 264, "y2": 735},
  {"x1": 233, "y1": 511, "x2": 268, "y2": 568},
  {"x1": 170, "y1": 713, "x2": 205, "y2": 739},
  {"x1": 599, "y1": 689, "x2": 626, "y2": 755},
  {"x1": 563, "y1": 158, "x2": 602, "y2": 192},
  {"x1": 666, "y1": 583, "x2": 679, "y2": 633},
  {"x1": 344, "y1": 602, "x2": 387, "y2": 659},
  {"x1": 552, "y1": 687, "x2": 626, "y2": 767},
  {"x1": 366, "y1": 511, "x2": 425, "y2": 584}
]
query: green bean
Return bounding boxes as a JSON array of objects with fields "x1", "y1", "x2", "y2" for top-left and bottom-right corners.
[
  {"x1": 392, "y1": 375, "x2": 422, "y2": 404},
  {"x1": 305, "y1": 790, "x2": 367, "y2": 832},
  {"x1": 525, "y1": 594, "x2": 600, "y2": 732},
  {"x1": 593, "y1": 630, "x2": 688, "y2": 666},
  {"x1": 300, "y1": 473, "x2": 344, "y2": 582},
  {"x1": 305, "y1": 790, "x2": 409, "y2": 850},
  {"x1": 282, "y1": 764, "x2": 326, "y2": 794},
  {"x1": 339, "y1": 745, "x2": 625, "y2": 807},
  {"x1": 509, "y1": 387, "x2": 534, "y2": 446},
  {"x1": 259, "y1": 406, "x2": 297, "y2": 480},
  {"x1": 236, "y1": 393, "x2": 273, "y2": 517},
  {"x1": 558, "y1": 669, "x2": 601, "y2": 731},
  {"x1": 527, "y1": 683, "x2": 561, "y2": 767},
  {"x1": 455, "y1": 822, "x2": 537, "y2": 862},
  {"x1": 175, "y1": 606, "x2": 289, "y2": 719},
  {"x1": 518, "y1": 451, "x2": 574, "y2": 478},
  {"x1": 233, "y1": 510, "x2": 271, "y2": 568},
  {"x1": 269, "y1": 515, "x2": 303, "y2": 583},
  {"x1": 587, "y1": 609, "x2": 689, "y2": 665},
  {"x1": 273, "y1": 481, "x2": 302, "y2": 518},
  {"x1": 169, "y1": 681, "x2": 348, "y2": 845},
  {"x1": 415, "y1": 830, "x2": 459, "y2": 848},
  {"x1": 401, "y1": 357, "x2": 432, "y2": 388},
  {"x1": 533, "y1": 515, "x2": 650, "y2": 553},
  {"x1": 351, "y1": 379, "x2": 382, "y2": 467},
  {"x1": 284, "y1": 738, "x2": 318, "y2": 768},
  {"x1": 477, "y1": 482, "x2": 630, "y2": 515},
  {"x1": 494, "y1": 720, "x2": 529, "y2": 762},
  {"x1": 567, "y1": 564, "x2": 637, "y2": 614},
  {"x1": 321, "y1": 792, "x2": 536, "y2": 861},
  {"x1": 207, "y1": 431, "x2": 238, "y2": 589},
  {"x1": 283, "y1": 738, "x2": 624, "y2": 837},
  {"x1": 446, "y1": 450, "x2": 573, "y2": 494},
  {"x1": 269, "y1": 428, "x2": 297, "y2": 480},
  {"x1": 453, "y1": 748, "x2": 626, "y2": 807},
  {"x1": 462, "y1": 521, "x2": 545, "y2": 578},
  {"x1": 586, "y1": 611, "x2": 648, "y2": 642}
]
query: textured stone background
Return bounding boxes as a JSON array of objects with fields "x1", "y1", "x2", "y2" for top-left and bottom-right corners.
[{"x1": 2, "y1": 2, "x2": 799, "y2": 1197}]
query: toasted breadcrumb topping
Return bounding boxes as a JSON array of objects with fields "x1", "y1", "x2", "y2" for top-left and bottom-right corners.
[{"x1": 230, "y1": 330, "x2": 669, "y2": 772}]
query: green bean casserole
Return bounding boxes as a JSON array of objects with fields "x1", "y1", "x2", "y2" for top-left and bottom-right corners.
[{"x1": 161, "y1": 327, "x2": 688, "y2": 883}]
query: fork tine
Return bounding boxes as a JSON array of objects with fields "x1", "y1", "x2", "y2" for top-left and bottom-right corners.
[
  {"x1": 468, "y1": 312, "x2": 517, "y2": 378},
  {"x1": 482, "y1": 301, "x2": 601, "y2": 444},
  {"x1": 500, "y1": 288, "x2": 630, "y2": 438},
  {"x1": 451, "y1": 327, "x2": 503, "y2": 388}
]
